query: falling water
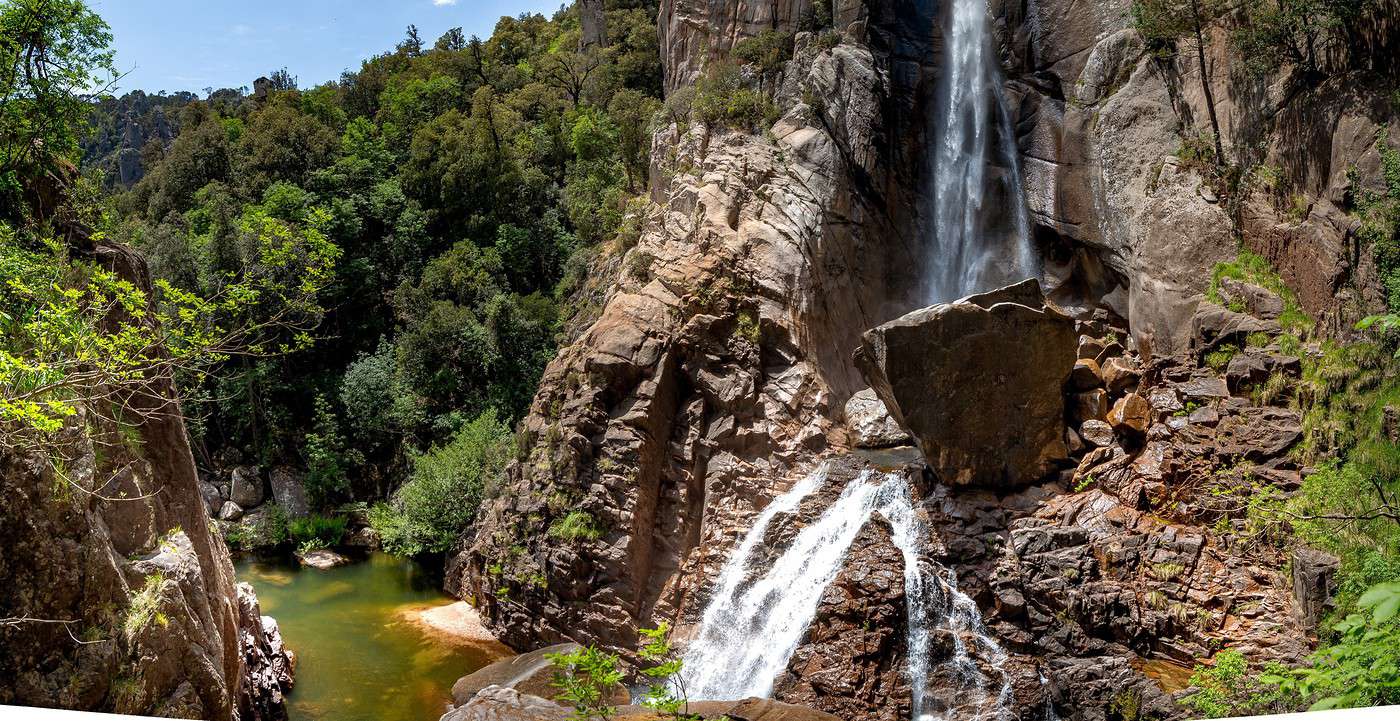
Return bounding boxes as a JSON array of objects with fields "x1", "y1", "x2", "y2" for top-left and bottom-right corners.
[
  {"x1": 682, "y1": 470, "x2": 886, "y2": 699},
  {"x1": 681, "y1": 472, "x2": 1013, "y2": 720},
  {"x1": 927, "y1": 0, "x2": 1035, "y2": 303}
]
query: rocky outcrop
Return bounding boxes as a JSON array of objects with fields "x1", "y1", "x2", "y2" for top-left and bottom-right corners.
[
  {"x1": 856, "y1": 280, "x2": 1077, "y2": 490},
  {"x1": 772, "y1": 522, "x2": 912, "y2": 721},
  {"x1": 1001, "y1": 0, "x2": 1394, "y2": 352},
  {"x1": 235, "y1": 584, "x2": 295, "y2": 721},
  {"x1": 446, "y1": 0, "x2": 1376, "y2": 718},
  {"x1": 0, "y1": 244, "x2": 289, "y2": 720},
  {"x1": 449, "y1": 643, "x2": 603, "y2": 708},
  {"x1": 443, "y1": 685, "x2": 841, "y2": 721}
]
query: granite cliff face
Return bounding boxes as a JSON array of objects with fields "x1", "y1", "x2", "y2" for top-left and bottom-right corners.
[
  {"x1": 450, "y1": 0, "x2": 1393, "y2": 719},
  {"x1": 451, "y1": 0, "x2": 940, "y2": 654},
  {"x1": 0, "y1": 244, "x2": 292, "y2": 720}
]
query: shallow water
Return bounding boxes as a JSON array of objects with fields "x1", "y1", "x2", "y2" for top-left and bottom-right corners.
[{"x1": 236, "y1": 552, "x2": 507, "y2": 721}]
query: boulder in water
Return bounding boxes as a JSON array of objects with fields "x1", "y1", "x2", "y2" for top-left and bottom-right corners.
[
  {"x1": 297, "y1": 549, "x2": 351, "y2": 569},
  {"x1": 855, "y1": 279, "x2": 1077, "y2": 490}
]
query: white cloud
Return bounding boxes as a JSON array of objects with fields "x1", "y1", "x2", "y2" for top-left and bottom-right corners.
[{"x1": 433, "y1": 0, "x2": 458, "y2": 5}]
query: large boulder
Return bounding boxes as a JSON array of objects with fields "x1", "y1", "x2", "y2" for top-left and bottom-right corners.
[
  {"x1": 450, "y1": 643, "x2": 606, "y2": 707},
  {"x1": 441, "y1": 686, "x2": 841, "y2": 721},
  {"x1": 855, "y1": 280, "x2": 1077, "y2": 489},
  {"x1": 269, "y1": 466, "x2": 310, "y2": 518},
  {"x1": 230, "y1": 465, "x2": 265, "y2": 508}
]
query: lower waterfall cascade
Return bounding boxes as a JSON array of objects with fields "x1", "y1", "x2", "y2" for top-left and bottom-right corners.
[{"x1": 680, "y1": 467, "x2": 1015, "y2": 720}]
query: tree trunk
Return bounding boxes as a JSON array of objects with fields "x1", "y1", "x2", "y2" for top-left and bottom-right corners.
[{"x1": 1190, "y1": 0, "x2": 1226, "y2": 165}]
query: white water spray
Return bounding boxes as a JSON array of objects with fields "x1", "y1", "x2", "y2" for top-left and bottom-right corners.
[
  {"x1": 927, "y1": 0, "x2": 1035, "y2": 303},
  {"x1": 681, "y1": 472, "x2": 1013, "y2": 720}
]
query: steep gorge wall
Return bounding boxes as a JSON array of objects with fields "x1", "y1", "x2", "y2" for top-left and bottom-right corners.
[
  {"x1": 451, "y1": 0, "x2": 943, "y2": 651},
  {"x1": 0, "y1": 244, "x2": 290, "y2": 720}
]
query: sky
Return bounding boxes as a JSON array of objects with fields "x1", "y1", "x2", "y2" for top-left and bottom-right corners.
[{"x1": 91, "y1": 0, "x2": 567, "y2": 95}]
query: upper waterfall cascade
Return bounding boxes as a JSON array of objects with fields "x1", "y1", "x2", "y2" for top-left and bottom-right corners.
[{"x1": 927, "y1": 0, "x2": 1035, "y2": 303}]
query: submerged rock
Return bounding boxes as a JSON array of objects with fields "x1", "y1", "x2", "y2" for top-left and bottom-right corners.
[
  {"x1": 856, "y1": 279, "x2": 1077, "y2": 490},
  {"x1": 296, "y1": 549, "x2": 351, "y2": 569}
]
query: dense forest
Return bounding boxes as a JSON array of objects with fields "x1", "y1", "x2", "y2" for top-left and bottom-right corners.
[{"x1": 74, "y1": 1, "x2": 668, "y2": 555}]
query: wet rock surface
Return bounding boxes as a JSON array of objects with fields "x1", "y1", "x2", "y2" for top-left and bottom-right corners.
[
  {"x1": 442, "y1": 685, "x2": 842, "y2": 721},
  {"x1": 773, "y1": 522, "x2": 912, "y2": 721}
]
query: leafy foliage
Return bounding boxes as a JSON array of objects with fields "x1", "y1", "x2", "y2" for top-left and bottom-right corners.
[
  {"x1": 546, "y1": 645, "x2": 624, "y2": 721},
  {"x1": 369, "y1": 409, "x2": 511, "y2": 556},
  {"x1": 287, "y1": 512, "x2": 348, "y2": 549},
  {"x1": 1182, "y1": 649, "x2": 1299, "y2": 718},
  {"x1": 1264, "y1": 581, "x2": 1400, "y2": 709},
  {"x1": 0, "y1": 0, "x2": 117, "y2": 220},
  {"x1": 92, "y1": 5, "x2": 669, "y2": 501},
  {"x1": 638, "y1": 622, "x2": 700, "y2": 721},
  {"x1": 548, "y1": 510, "x2": 603, "y2": 541}
]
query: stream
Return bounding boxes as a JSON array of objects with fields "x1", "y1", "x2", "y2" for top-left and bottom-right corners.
[{"x1": 235, "y1": 553, "x2": 510, "y2": 721}]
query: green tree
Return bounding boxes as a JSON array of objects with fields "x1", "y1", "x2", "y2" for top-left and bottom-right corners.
[
  {"x1": 1132, "y1": 0, "x2": 1228, "y2": 164},
  {"x1": 0, "y1": 0, "x2": 117, "y2": 221},
  {"x1": 546, "y1": 645, "x2": 625, "y2": 721},
  {"x1": 368, "y1": 409, "x2": 511, "y2": 556}
]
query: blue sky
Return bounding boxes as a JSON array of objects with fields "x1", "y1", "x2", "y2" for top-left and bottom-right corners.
[{"x1": 91, "y1": 0, "x2": 567, "y2": 94}]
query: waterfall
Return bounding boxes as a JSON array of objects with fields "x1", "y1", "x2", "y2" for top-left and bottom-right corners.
[
  {"x1": 927, "y1": 0, "x2": 1035, "y2": 303},
  {"x1": 681, "y1": 471, "x2": 1013, "y2": 720}
]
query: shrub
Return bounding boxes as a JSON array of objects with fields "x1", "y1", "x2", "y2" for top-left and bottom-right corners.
[
  {"x1": 1352, "y1": 132, "x2": 1400, "y2": 310},
  {"x1": 288, "y1": 513, "x2": 348, "y2": 547},
  {"x1": 372, "y1": 409, "x2": 512, "y2": 556},
  {"x1": 692, "y1": 62, "x2": 777, "y2": 133},
  {"x1": 1264, "y1": 581, "x2": 1400, "y2": 710},
  {"x1": 1183, "y1": 650, "x2": 1298, "y2": 718},
  {"x1": 1204, "y1": 344, "x2": 1239, "y2": 371},
  {"x1": 549, "y1": 511, "x2": 603, "y2": 541},
  {"x1": 547, "y1": 645, "x2": 625, "y2": 721},
  {"x1": 638, "y1": 622, "x2": 700, "y2": 720}
]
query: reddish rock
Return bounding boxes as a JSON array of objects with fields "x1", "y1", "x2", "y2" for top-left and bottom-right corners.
[
  {"x1": 1069, "y1": 358, "x2": 1104, "y2": 391},
  {"x1": 1107, "y1": 394, "x2": 1152, "y2": 438},
  {"x1": 1069, "y1": 389, "x2": 1110, "y2": 424}
]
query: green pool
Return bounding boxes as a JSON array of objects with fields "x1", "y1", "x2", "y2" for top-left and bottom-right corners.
[{"x1": 236, "y1": 553, "x2": 509, "y2": 721}]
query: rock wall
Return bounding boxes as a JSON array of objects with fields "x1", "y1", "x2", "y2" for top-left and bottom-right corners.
[
  {"x1": 0, "y1": 243, "x2": 290, "y2": 720},
  {"x1": 998, "y1": 0, "x2": 1396, "y2": 350}
]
